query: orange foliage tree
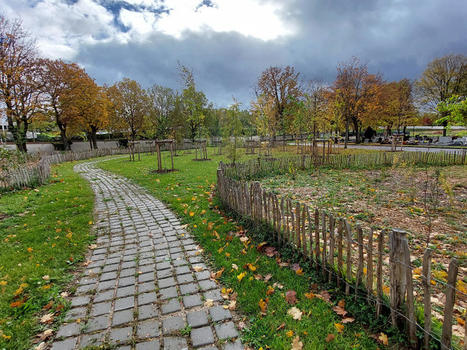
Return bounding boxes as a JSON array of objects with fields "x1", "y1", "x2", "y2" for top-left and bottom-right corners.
[{"x1": 0, "y1": 16, "x2": 44, "y2": 152}]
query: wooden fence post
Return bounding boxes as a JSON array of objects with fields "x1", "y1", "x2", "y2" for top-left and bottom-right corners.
[
  {"x1": 355, "y1": 226, "x2": 364, "y2": 299},
  {"x1": 402, "y1": 235, "x2": 417, "y2": 347},
  {"x1": 345, "y1": 221, "x2": 352, "y2": 295},
  {"x1": 328, "y1": 214, "x2": 335, "y2": 282},
  {"x1": 422, "y1": 249, "x2": 432, "y2": 350},
  {"x1": 321, "y1": 211, "x2": 327, "y2": 278},
  {"x1": 376, "y1": 230, "x2": 384, "y2": 318},
  {"x1": 367, "y1": 227, "x2": 374, "y2": 302},
  {"x1": 389, "y1": 229, "x2": 408, "y2": 329},
  {"x1": 441, "y1": 259, "x2": 459, "y2": 349}
]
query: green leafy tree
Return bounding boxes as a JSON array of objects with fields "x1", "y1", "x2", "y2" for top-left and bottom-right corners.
[
  {"x1": 436, "y1": 95, "x2": 467, "y2": 128},
  {"x1": 221, "y1": 99, "x2": 243, "y2": 164}
]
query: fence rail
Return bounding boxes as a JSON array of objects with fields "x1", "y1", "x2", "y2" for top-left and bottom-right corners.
[{"x1": 217, "y1": 153, "x2": 466, "y2": 349}]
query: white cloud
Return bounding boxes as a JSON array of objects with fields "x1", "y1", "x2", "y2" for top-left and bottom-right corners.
[{"x1": 155, "y1": 0, "x2": 292, "y2": 41}]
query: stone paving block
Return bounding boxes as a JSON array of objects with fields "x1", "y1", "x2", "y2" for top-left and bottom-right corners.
[
  {"x1": 183, "y1": 294, "x2": 202, "y2": 308},
  {"x1": 76, "y1": 284, "x2": 96, "y2": 294},
  {"x1": 138, "y1": 304, "x2": 159, "y2": 320},
  {"x1": 137, "y1": 319, "x2": 160, "y2": 338},
  {"x1": 138, "y1": 292, "x2": 157, "y2": 305},
  {"x1": 199, "y1": 280, "x2": 217, "y2": 291},
  {"x1": 215, "y1": 322, "x2": 238, "y2": 340},
  {"x1": 223, "y1": 340, "x2": 243, "y2": 350},
  {"x1": 51, "y1": 337, "x2": 77, "y2": 350},
  {"x1": 177, "y1": 273, "x2": 194, "y2": 284},
  {"x1": 138, "y1": 273, "x2": 154, "y2": 283},
  {"x1": 112, "y1": 309, "x2": 134, "y2": 326},
  {"x1": 198, "y1": 346, "x2": 218, "y2": 350},
  {"x1": 97, "y1": 280, "x2": 116, "y2": 291},
  {"x1": 156, "y1": 269, "x2": 173, "y2": 279},
  {"x1": 120, "y1": 268, "x2": 136, "y2": 277},
  {"x1": 191, "y1": 326, "x2": 215, "y2": 347},
  {"x1": 163, "y1": 337, "x2": 188, "y2": 350},
  {"x1": 172, "y1": 259, "x2": 188, "y2": 267},
  {"x1": 119, "y1": 276, "x2": 136, "y2": 286},
  {"x1": 158, "y1": 277, "x2": 176, "y2": 289},
  {"x1": 56, "y1": 322, "x2": 80, "y2": 338},
  {"x1": 86, "y1": 315, "x2": 109, "y2": 332},
  {"x1": 209, "y1": 306, "x2": 232, "y2": 322},
  {"x1": 138, "y1": 281, "x2": 155, "y2": 293},
  {"x1": 161, "y1": 299, "x2": 181, "y2": 315},
  {"x1": 136, "y1": 340, "x2": 160, "y2": 350},
  {"x1": 91, "y1": 301, "x2": 112, "y2": 316},
  {"x1": 159, "y1": 286, "x2": 178, "y2": 300},
  {"x1": 100, "y1": 271, "x2": 118, "y2": 281},
  {"x1": 195, "y1": 271, "x2": 211, "y2": 281},
  {"x1": 94, "y1": 290, "x2": 114, "y2": 302},
  {"x1": 156, "y1": 261, "x2": 171, "y2": 270},
  {"x1": 162, "y1": 316, "x2": 185, "y2": 334},
  {"x1": 187, "y1": 310, "x2": 209, "y2": 328},
  {"x1": 115, "y1": 296, "x2": 135, "y2": 311},
  {"x1": 179, "y1": 283, "x2": 199, "y2": 295},
  {"x1": 70, "y1": 295, "x2": 90, "y2": 307},
  {"x1": 204, "y1": 289, "x2": 223, "y2": 302},
  {"x1": 65, "y1": 307, "x2": 87, "y2": 321},
  {"x1": 117, "y1": 285, "x2": 136, "y2": 298},
  {"x1": 109, "y1": 326, "x2": 133, "y2": 343},
  {"x1": 79, "y1": 331, "x2": 104, "y2": 347}
]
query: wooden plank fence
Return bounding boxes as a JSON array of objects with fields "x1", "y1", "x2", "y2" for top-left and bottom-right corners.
[{"x1": 217, "y1": 155, "x2": 466, "y2": 349}]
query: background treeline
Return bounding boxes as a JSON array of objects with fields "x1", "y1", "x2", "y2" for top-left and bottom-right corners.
[{"x1": 1, "y1": 15, "x2": 466, "y2": 153}]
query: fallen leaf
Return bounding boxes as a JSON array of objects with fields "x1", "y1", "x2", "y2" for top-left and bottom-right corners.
[
  {"x1": 291, "y1": 336, "x2": 303, "y2": 350},
  {"x1": 342, "y1": 317, "x2": 355, "y2": 324},
  {"x1": 378, "y1": 332, "x2": 388, "y2": 345},
  {"x1": 247, "y1": 263, "x2": 257, "y2": 272},
  {"x1": 318, "y1": 290, "x2": 331, "y2": 303},
  {"x1": 204, "y1": 299, "x2": 214, "y2": 307},
  {"x1": 40, "y1": 313, "x2": 54, "y2": 324},
  {"x1": 337, "y1": 299, "x2": 345, "y2": 308},
  {"x1": 285, "y1": 290, "x2": 297, "y2": 304},
  {"x1": 258, "y1": 298, "x2": 268, "y2": 315},
  {"x1": 227, "y1": 300, "x2": 237, "y2": 310},
  {"x1": 332, "y1": 306, "x2": 347, "y2": 317},
  {"x1": 286, "y1": 330, "x2": 294, "y2": 337},
  {"x1": 287, "y1": 307, "x2": 303, "y2": 320},
  {"x1": 276, "y1": 322, "x2": 286, "y2": 331},
  {"x1": 295, "y1": 268, "x2": 304, "y2": 275},
  {"x1": 325, "y1": 334, "x2": 335, "y2": 342},
  {"x1": 237, "y1": 272, "x2": 247, "y2": 282},
  {"x1": 264, "y1": 274, "x2": 272, "y2": 281},
  {"x1": 211, "y1": 268, "x2": 224, "y2": 279},
  {"x1": 232, "y1": 264, "x2": 238, "y2": 270},
  {"x1": 34, "y1": 342, "x2": 46, "y2": 350},
  {"x1": 304, "y1": 292, "x2": 315, "y2": 300},
  {"x1": 266, "y1": 286, "x2": 275, "y2": 296},
  {"x1": 334, "y1": 323, "x2": 344, "y2": 333},
  {"x1": 265, "y1": 246, "x2": 277, "y2": 257},
  {"x1": 193, "y1": 266, "x2": 203, "y2": 272}
]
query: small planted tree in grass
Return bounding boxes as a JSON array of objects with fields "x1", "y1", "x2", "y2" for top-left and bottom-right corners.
[{"x1": 221, "y1": 100, "x2": 243, "y2": 164}]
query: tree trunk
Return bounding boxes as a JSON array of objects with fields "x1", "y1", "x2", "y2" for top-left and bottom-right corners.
[
  {"x1": 87, "y1": 133, "x2": 93, "y2": 150},
  {"x1": 352, "y1": 118, "x2": 361, "y2": 144},
  {"x1": 58, "y1": 124, "x2": 71, "y2": 151},
  {"x1": 344, "y1": 116, "x2": 349, "y2": 149}
]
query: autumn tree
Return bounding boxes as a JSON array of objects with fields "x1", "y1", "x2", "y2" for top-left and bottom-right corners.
[
  {"x1": 254, "y1": 66, "x2": 301, "y2": 139},
  {"x1": 179, "y1": 65, "x2": 208, "y2": 141},
  {"x1": 41, "y1": 59, "x2": 85, "y2": 150},
  {"x1": 64, "y1": 72, "x2": 108, "y2": 149},
  {"x1": 332, "y1": 58, "x2": 383, "y2": 146},
  {"x1": 0, "y1": 16, "x2": 44, "y2": 152},
  {"x1": 251, "y1": 93, "x2": 277, "y2": 141},
  {"x1": 107, "y1": 78, "x2": 149, "y2": 148},
  {"x1": 417, "y1": 54, "x2": 467, "y2": 136},
  {"x1": 148, "y1": 84, "x2": 176, "y2": 139}
]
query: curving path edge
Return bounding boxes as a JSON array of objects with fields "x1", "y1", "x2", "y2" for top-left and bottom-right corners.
[{"x1": 51, "y1": 160, "x2": 243, "y2": 350}]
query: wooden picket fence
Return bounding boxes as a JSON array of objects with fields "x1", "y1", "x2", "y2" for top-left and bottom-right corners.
[
  {"x1": 222, "y1": 150, "x2": 467, "y2": 180},
  {"x1": 217, "y1": 156, "x2": 467, "y2": 349},
  {"x1": 0, "y1": 144, "x2": 155, "y2": 191}
]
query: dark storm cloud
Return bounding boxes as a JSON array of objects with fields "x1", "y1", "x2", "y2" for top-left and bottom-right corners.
[{"x1": 10, "y1": 0, "x2": 466, "y2": 106}]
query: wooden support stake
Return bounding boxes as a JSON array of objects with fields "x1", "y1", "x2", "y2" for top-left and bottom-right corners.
[
  {"x1": 422, "y1": 249, "x2": 432, "y2": 350},
  {"x1": 376, "y1": 230, "x2": 384, "y2": 318},
  {"x1": 402, "y1": 236, "x2": 417, "y2": 347},
  {"x1": 337, "y1": 219, "x2": 344, "y2": 288},
  {"x1": 307, "y1": 207, "x2": 313, "y2": 262},
  {"x1": 345, "y1": 221, "x2": 352, "y2": 296},
  {"x1": 314, "y1": 209, "x2": 320, "y2": 265},
  {"x1": 328, "y1": 214, "x2": 335, "y2": 282},
  {"x1": 321, "y1": 211, "x2": 327, "y2": 277},
  {"x1": 355, "y1": 226, "x2": 364, "y2": 299},
  {"x1": 389, "y1": 229, "x2": 407, "y2": 328},
  {"x1": 441, "y1": 259, "x2": 459, "y2": 349}
]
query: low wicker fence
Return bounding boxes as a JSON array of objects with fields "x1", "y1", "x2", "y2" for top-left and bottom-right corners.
[
  {"x1": 0, "y1": 144, "x2": 154, "y2": 191},
  {"x1": 217, "y1": 154, "x2": 466, "y2": 349},
  {"x1": 222, "y1": 150, "x2": 467, "y2": 180}
]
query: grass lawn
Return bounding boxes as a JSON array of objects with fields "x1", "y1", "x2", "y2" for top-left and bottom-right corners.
[
  {"x1": 0, "y1": 162, "x2": 94, "y2": 349},
  {"x1": 99, "y1": 148, "x2": 387, "y2": 349}
]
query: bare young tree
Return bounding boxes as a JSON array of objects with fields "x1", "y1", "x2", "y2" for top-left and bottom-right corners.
[{"x1": 0, "y1": 16, "x2": 44, "y2": 152}]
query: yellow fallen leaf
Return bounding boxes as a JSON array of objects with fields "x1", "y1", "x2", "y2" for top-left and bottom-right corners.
[
  {"x1": 237, "y1": 272, "x2": 246, "y2": 282},
  {"x1": 334, "y1": 323, "x2": 344, "y2": 333},
  {"x1": 378, "y1": 332, "x2": 388, "y2": 345},
  {"x1": 286, "y1": 330, "x2": 294, "y2": 337}
]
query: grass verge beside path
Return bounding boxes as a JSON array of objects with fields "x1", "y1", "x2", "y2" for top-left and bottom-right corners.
[
  {"x1": 99, "y1": 149, "x2": 385, "y2": 349},
  {"x1": 0, "y1": 162, "x2": 94, "y2": 349}
]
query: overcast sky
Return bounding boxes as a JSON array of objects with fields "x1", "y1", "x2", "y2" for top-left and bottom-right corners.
[{"x1": 1, "y1": 0, "x2": 466, "y2": 106}]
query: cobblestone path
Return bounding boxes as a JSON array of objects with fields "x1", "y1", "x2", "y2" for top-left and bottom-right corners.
[{"x1": 52, "y1": 161, "x2": 243, "y2": 350}]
